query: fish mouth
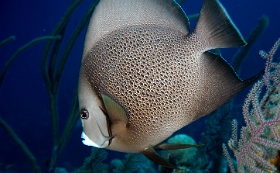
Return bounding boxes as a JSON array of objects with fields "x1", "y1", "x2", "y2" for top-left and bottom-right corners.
[
  {"x1": 81, "y1": 111, "x2": 113, "y2": 148},
  {"x1": 81, "y1": 132, "x2": 112, "y2": 148}
]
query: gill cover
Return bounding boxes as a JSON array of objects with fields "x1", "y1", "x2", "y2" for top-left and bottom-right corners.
[{"x1": 78, "y1": 71, "x2": 110, "y2": 148}]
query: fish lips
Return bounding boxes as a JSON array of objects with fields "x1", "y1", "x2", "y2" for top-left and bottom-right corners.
[
  {"x1": 81, "y1": 116, "x2": 111, "y2": 148},
  {"x1": 81, "y1": 132, "x2": 109, "y2": 148}
]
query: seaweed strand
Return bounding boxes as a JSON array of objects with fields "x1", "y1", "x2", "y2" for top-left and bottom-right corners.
[
  {"x1": 53, "y1": 0, "x2": 100, "y2": 92},
  {"x1": 0, "y1": 36, "x2": 60, "y2": 88},
  {"x1": 0, "y1": 36, "x2": 16, "y2": 49},
  {"x1": 41, "y1": 0, "x2": 84, "y2": 90},
  {"x1": 41, "y1": 0, "x2": 84, "y2": 147},
  {"x1": 0, "y1": 116, "x2": 41, "y2": 173},
  {"x1": 47, "y1": 1, "x2": 100, "y2": 172},
  {"x1": 231, "y1": 16, "x2": 269, "y2": 73}
]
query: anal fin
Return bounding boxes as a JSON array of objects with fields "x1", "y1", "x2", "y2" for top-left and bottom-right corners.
[{"x1": 197, "y1": 51, "x2": 259, "y2": 116}]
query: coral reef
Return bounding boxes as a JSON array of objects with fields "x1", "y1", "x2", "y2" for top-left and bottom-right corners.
[
  {"x1": 160, "y1": 134, "x2": 208, "y2": 173},
  {"x1": 223, "y1": 38, "x2": 280, "y2": 173},
  {"x1": 73, "y1": 148, "x2": 156, "y2": 173},
  {"x1": 110, "y1": 153, "x2": 156, "y2": 173}
]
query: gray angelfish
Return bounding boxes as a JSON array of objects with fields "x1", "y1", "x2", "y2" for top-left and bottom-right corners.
[{"x1": 78, "y1": 0, "x2": 259, "y2": 168}]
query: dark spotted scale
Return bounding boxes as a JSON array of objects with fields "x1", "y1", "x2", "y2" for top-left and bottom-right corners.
[{"x1": 81, "y1": 24, "x2": 202, "y2": 145}]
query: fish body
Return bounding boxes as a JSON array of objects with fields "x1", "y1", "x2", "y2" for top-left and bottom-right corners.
[{"x1": 78, "y1": 0, "x2": 257, "y2": 167}]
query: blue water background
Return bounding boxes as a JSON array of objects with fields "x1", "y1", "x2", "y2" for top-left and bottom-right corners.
[{"x1": 0, "y1": 0, "x2": 279, "y2": 172}]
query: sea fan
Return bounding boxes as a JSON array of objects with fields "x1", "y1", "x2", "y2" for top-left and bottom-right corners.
[{"x1": 223, "y1": 38, "x2": 280, "y2": 173}]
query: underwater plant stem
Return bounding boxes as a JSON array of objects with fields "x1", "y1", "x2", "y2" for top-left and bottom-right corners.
[
  {"x1": 0, "y1": 35, "x2": 61, "y2": 88},
  {"x1": 48, "y1": 1, "x2": 100, "y2": 171},
  {"x1": 49, "y1": 93, "x2": 59, "y2": 146},
  {"x1": 177, "y1": 0, "x2": 187, "y2": 5},
  {"x1": 226, "y1": 15, "x2": 269, "y2": 117},
  {"x1": 57, "y1": 91, "x2": 79, "y2": 157},
  {"x1": 53, "y1": 0, "x2": 100, "y2": 92},
  {"x1": 0, "y1": 116, "x2": 41, "y2": 173},
  {"x1": 39, "y1": 0, "x2": 83, "y2": 164},
  {"x1": 41, "y1": 0, "x2": 84, "y2": 90},
  {"x1": 48, "y1": 146, "x2": 58, "y2": 173},
  {"x1": 231, "y1": 16, "x2": 269, "y2": 74},
  {"x1": 48, "y1": 92, "x2": 79, "y2": 173},
  {"x1": 0, "y1": 36, "x2": 16, "y2": 49},
  {"x1": 48, "y1": 27, "x2": 66, "y2": 84},
  {"x1": 47, "y1": 92, "x2": 60, "y2": 173},
  {"x1": 188, "y1": 13, "x2": 199, "y2": 20}
]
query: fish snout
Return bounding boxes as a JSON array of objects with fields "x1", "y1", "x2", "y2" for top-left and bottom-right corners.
[
  {"x1": 81, "y1": 131, "x2": 109, "y2": 148},
  {"x1": 80, "y1": 108, "x2": 111, "y2": 148}
]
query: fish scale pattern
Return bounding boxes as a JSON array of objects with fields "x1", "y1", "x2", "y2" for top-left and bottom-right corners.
[{"x1": 82, "y1": 24, "x2": 202, "y2": 147}]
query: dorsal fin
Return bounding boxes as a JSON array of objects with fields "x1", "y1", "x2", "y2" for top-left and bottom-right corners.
[
  {"x1": 193, "y1": 0, "x2": 246, "y2": 50},
  {"x1": 101, "y1": 94, "x2": 128, "y2": 124},
  {"x1": 83, "y1": 0, "x2": 189, "y2": 55},
  {"x1": 196, "y1": 51, "x2": 260, "y2": 117}
]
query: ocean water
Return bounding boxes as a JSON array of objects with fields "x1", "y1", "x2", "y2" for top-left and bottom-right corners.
[{"x1": 0, "y1": 0, "x2": 279, "y2": 172}]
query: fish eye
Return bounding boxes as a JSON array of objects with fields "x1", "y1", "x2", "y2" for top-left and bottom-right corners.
[{"x1": 80, "y1": 108, "x2": 89, "y2": 119}]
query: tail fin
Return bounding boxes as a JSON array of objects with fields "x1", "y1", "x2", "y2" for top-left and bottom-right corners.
[{"x1": 194, "y1": 0, "x2": 246, "y2": 49}]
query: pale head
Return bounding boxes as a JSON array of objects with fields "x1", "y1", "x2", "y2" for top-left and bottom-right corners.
[{"x1": 78, "y1": 71, "x2": 111, "y2": 148}]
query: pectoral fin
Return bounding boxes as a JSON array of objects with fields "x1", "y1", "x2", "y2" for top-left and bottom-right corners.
[
  {"x1": 142, "y1": 145, "x2": 179, "y2": 169},
  {"x1": 101, "y1": 94, "x2": 128, "y2": 124}
]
